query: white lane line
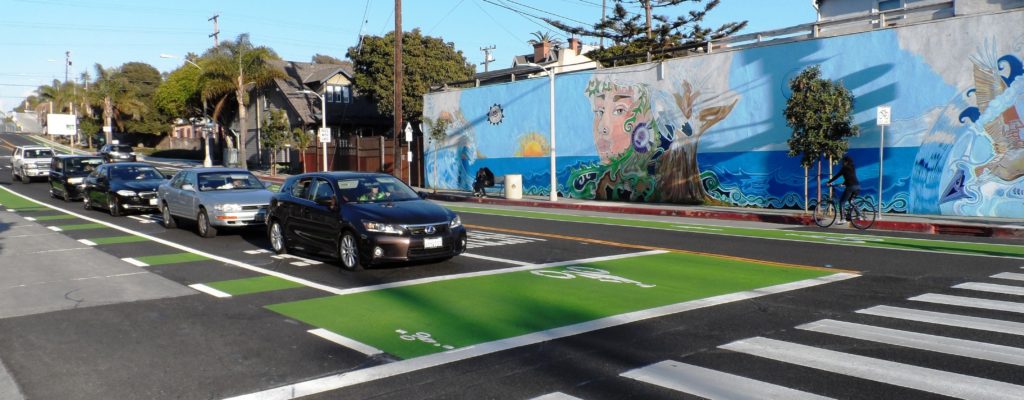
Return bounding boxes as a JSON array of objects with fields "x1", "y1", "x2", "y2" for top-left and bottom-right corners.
[
  {"x1": 720, "y1": 337, "x2": 1024, "y2": 400},
  {"x1": 78, "y1": 239, "x2": 97, "y2": 246},
  {"x1": 460, "y1": 252, "x2": 533, "y2": 266},
  {"x1": 953, "y1": 282, "x2": 1024, "y2": 296},
  {"x1": 307, "y1": 329, "x2": 383, "y2": 356},
  {"x1": 23, "y1": 216, "x2": 35, "y2": 221},
  {"x1": 621, "y1": 360, "x2": 831, "y2": 400},
  {"x1": 189, "y1": 283, "x2": 232, "y2": 298},
  {"x1": 857, "y1": 305, "x2": 1024, "y2": 336},
  {"x1": 46, "y1": 226, "x2": 62, "y2": 232},
  {"x1": 224, "y1": 273, "x2": 858, "y2": 400},
  {"x1": 530, "y1": 393, "x2": 584, "y2": 400},
  {"x1": 994, "y1": 272, "x2": 1024, "y2": 281},
  {"x1": 121, "y1": 257, "x2": 149, "y2": 267},
  {"x1": 269, "y1": 254, "x2": 322, "y2": 265},
  {"x1": 29, "y1": 247, "x2": 89, "y2": 254},
  {"x1": 244, "y1": 249, "x2": 271, "y2": 255},
  {"x1": 798, "y1": 319, "x2": 1024, "y2": 366},
  {"x1": 910, "y1": 293, "x2": 1024, "y2": 314}
]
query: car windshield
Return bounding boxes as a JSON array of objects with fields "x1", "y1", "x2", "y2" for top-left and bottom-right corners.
[
  {"x1": 113, "y1": 145, "x2": 133, "y2": 153},
  {"x1": 68, "y1": 158, "x2": 103, "y2": 173},
  {"x1": 24, "y1": 149, "x2": 53, "y2": 158},
  {"x1": 338, "y1": 176, "x2": 419, "y2": 203},
  {"x1": 110, "y1": 165, "x2": 162, "y2": 181},
  {"x1": 197, "y1": 172, "x2": 263, "y2": 191}
]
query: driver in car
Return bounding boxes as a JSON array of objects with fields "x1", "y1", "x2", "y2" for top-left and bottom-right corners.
[{"x1": 358, "y1": 183, "x2": 389, "y2": 201}]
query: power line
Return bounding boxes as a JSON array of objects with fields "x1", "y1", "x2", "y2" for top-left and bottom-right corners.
[
  {"x1": 429, "y1": 0, "x2": 469, "y2": 35},
  {"x1": 502, "y1": 0, "x2": 592, "y2": 25}
]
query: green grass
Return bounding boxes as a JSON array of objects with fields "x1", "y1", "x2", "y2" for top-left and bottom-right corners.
[
  {"x1": 205, "y1": 276, "x2": 305, "y2": 296},
  {"x1": 267, "y1": 252, "x2": 831, "y2": 359},
  {"x1": 449, "y1": 206, "x2": 1024, "y2": 259}
]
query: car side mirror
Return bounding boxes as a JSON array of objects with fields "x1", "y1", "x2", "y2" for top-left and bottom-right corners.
[
  {"x1": 181, "y1": 184, "x2": 195, "y2": 192},
  {"x1": 418, "y1": 191, "x2": 429, "y2": 199}
]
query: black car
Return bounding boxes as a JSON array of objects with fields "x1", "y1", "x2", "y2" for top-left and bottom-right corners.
[
  {"x1": 82, "y1": 162, "x2": 165, "y2": 216},
  {"x1": 266, "y1": 172, "x2": 467, "y2": 270},
  {"x1": 98, "y1": 144, "x2": 137, "y2": 162},
  {"x1": 48, "y1": 155, "x2": 103, "y2": 202}
]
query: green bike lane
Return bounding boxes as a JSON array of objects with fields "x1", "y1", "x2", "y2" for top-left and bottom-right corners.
[{"x1": 446, "y1": 205, "x2": 1024, "y2": 259}]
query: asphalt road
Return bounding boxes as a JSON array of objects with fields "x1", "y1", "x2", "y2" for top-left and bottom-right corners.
[{"x1": 2, "y1": 133, "x2": 1023, "y2": 400}]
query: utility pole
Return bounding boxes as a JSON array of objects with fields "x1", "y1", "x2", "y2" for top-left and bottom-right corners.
[
  {"x1": 645, "y1": 0, "x2": 652, "y2": 39},
  {"x1": 393, "y1": 0, "x2": 404, "y2": 183},
  {"x1": 600, "y1": 0, "x2": 606, "y2": 48},
  {"x1": 64, "y1": 50, "x2": 71, "y2": 83},
  {"x1": 480, "y1": 45, "x2": 495, "y2": 73},
  {"x1": 209, "y1": 14, "x2": 220, "y2": 47}
]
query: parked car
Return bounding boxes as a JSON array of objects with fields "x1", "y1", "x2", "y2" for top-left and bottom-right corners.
[
  {"x1": 158, "y1": 168, "x2": 273, "y2": 238},
  {"x1": 82, "y1": 162, "x2": 165, "y2": 216},
  {"x1": 49, "y1": 155, "x2": 103, "y2": 201},
  {"x1": 266, "y1": 172, "x2": 467, "y2": 270},
  {"x1": 98, "y1": 144, "x2": 137, "y2": 163},
  {"x1": 11, "y1": 145, "x2": 55, "y2": 183}
]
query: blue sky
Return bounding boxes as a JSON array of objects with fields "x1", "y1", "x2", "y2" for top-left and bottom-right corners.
[{"x1": 0, "y1": 0, "x2": 818, "y2": 112}]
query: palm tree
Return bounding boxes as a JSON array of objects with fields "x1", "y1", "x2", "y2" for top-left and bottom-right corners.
[
  {"x1": 201, "y1": 33, "x2": 284, "y2": 169},
  {"x1": 89, "y1": 64, "x2": 147, "y2": 144}
]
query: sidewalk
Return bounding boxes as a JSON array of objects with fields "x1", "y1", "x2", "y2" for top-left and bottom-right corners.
[{"x1": 252, "y1": 172, "x2": 1024, "y2": 239}]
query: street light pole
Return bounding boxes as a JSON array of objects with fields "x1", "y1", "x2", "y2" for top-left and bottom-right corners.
[
  {"x1": 160, "y1": 54, "x2": 211, "y2": 167},
  {"x1": 527, "y1": 63, "x2": 557, "y2": 202},
  {"x1": 299, "y1": 89, "x2": 328, "y2": 172}
]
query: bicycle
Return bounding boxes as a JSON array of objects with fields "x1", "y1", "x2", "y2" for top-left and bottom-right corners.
[{"x1": 812, "y1": 183, "x2": 877, "y2": 230}]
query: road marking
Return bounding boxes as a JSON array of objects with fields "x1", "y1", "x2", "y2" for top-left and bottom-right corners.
[
  {"x1": 127, "y1": 215, "x2": 155, "y2": 224},
  {"x1": 226, "y1": 272, "x2": 857, "y2": 400},
  {"x1": 857, "y1": 305, "x2": 1024, "y2": 336},
  {"x1": 270, "y1": 253, "x2": 322, "y2": 266},
  {"x1": 953, "y1": 282, "x2": 1024, "y2": 296},
  {"x1": 995, "y1": 272, "x2": 1024, "y2": 281},
  {"x1": 910, "y1": 293, "x2": 1024, "y2": 314},
  {"x1": 308, "y1": 329, "x2": 383, "y2": 356},
  {"x1": 122, "y1": 257, "x2": 149, "y2": 267},
  {"x1": 23, "y1": 216, "x2": 35, "y2": 221},
  {"x1": 530, "y1": 393, "x2": 584, "y2": 400},
  {"x1": 621, "y1": 360, "x2": 832, "y2": 400},
  {"x1": 189, "y1": 283, "x2": 232, "y2": 298},
  {"x1": 245, "y1": 249, "x2": 271, "y2": 255},
  {"x1": 28, "y1": 247, "x2": 89, "y2": 254},
  {"x1": 466, "y1": 231, "x2": 546, "y2": 249},
  {"x1": 78, "y1": 239, "x2": 97, "y2": 246},
  {"x1": 46, "y1": 226, "x2": 62, "y2": 232},
  {"x1": 797, "y1": 319, "x2": 1024, "y2": 366},
  {"x1": 720, "y1": 337, "x2": 1024, "y2": 400},
  {"x1": 461, "y1": 252, "x2": 533, "y2": 266},
  {"x1": 466, "y1": 224, "x2": 849, "y2": 274}
]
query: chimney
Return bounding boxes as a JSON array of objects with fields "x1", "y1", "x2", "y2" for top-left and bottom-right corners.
[
  {"x1": 533, "y1": 41, "x2": 551, "y2": 62},
  {"x1": 568, "y1": 38, "x2": 581, "y2": 55}
]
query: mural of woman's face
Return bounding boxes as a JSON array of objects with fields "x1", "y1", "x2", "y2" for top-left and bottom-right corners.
[{"x1": 591, "y1": 85, "x2": 646, "y2": 164}]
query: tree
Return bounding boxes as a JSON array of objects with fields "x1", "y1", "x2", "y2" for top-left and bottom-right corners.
[
  {"x1": 117, "y1": 62, "x2": 167, "y2": 136},
  {"x1": 155, "y1": 64, "x2": 203, "y2": 119},
  {"x1": 201, "y1": 33, "x2": 285, "y2": 169},
  {"x1": 423, "y1": 115, "x2": 452, "y2": 193},
  {"x1": 260, "y1": 109, "x2": 291, "y2": 176},
  {"x1": 784, "y1": 65, "x2": 859, "y2": 209},
  {"x1": 545, "y1": 0, "x2": 746, "y2": 66},
  {"x1": 89, "y1": 63, "x2": 148, "y2": 144},
  {"x1": 291, "y1": 127, "x2": 312, "y2": 172},
  {"x1": 347, "y1": 29, "x2": 475, "y2": 124}
]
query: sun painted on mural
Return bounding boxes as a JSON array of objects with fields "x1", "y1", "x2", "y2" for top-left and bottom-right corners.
[{"x1": 514, "y1": 132, "x2": 550, "y2": 157}]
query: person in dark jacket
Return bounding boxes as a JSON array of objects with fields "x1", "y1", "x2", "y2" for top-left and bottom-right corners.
[
  {"x1": 827, "y1": 154, "x2": 861, "y2": 224},
  {"x1": 473, "y1": 167, "x2": 494, "y2": 197}
]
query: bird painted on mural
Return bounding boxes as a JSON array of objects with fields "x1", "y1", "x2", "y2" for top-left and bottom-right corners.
[{"x1": 971, "y1": 55, "x2": 1024, "y2": 181}]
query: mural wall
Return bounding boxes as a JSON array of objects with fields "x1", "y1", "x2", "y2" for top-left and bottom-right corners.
[{"x1": 423, "y1": 10, "x2": 1024, "y2": 217}]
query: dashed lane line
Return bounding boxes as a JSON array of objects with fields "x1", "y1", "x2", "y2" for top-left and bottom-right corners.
[
  {"x1": 308, "y1": 329, "x2": 383, "y2": 356},
  {"x1": 122, "y1": 257, "x2": 149, "y2": 267},
  {"x1": 189, "y1": 284, "x2": 232, "y2": 298}
]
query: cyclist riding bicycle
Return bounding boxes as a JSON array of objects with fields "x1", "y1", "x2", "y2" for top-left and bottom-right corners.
[{"x1": 827, "y1": 154, "x2": 860, "y2": 225}]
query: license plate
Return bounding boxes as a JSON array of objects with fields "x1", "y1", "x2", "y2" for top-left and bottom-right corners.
[
  {"x1": 424, "y1": 237, "x2": 443, "y2": 249},
  {"x1": 149, "y1": 198, "x2": 158, "y2": 206}
]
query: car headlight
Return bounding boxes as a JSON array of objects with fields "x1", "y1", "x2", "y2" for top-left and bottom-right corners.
[
  {"x1": 67, "y1": 177, "x2": 83, "y2": 184},
  {"x1": 214, "y1": 203, "x2": 242, "y2": 212},
  {"x1": 450, "y1": 215, "x2": 462, "y2": 228},
  {"x1": 116, "y1": 190, "x2": 137, "y2": 197},
  {"x1": 363, "y1": 220, "x2": 404, "y2": 234}
]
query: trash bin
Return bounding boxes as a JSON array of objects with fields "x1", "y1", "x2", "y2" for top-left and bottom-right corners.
[{"x1": 504, "y1": 174, "x2": 522, "y2": 200}]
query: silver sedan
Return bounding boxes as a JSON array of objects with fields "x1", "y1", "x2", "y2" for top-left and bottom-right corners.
[{"x1": 158, "y1": 168, "x2": 273, "y2": 238}]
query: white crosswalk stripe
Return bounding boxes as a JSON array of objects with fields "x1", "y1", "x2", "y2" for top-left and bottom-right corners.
[
  {"x1": 993, "y1": 272, "x2": 1024, "y2": 282},
  {"x1": 954, "y1": 282, "x2": 1024, "y2": 296},
  {"x1": 720, "y1": 337, "x2": 1024, "y2": 400},
  {"x1": 858, "y1": 305, "x2": 1024, "y2": 336},
  {"x1": 622, "y1": 360, "x2": 832, "y2": 400},
  {"x1": 466, "y1": 231, "x2": 545, "y2": 249},
  {"x1": 910, "y1": 293, "x2": 1024, "y2": 314},
  {"x1": 797, "y1": 319, "x2": 1024, "y2": 366}
]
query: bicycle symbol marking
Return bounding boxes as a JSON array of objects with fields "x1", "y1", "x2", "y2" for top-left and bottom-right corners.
[
  {"x1": 531, "y1": 266, "x2": 656, "y2": 288},
  {"x1": 395, "y1": 329, "x2": 454, "y2": 350}
]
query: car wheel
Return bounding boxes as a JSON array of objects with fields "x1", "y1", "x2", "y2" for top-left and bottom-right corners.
[
  {"x1": 197, "y1": 209, "x2": 217, "y2": 238},
  {"x1": 83, "y1": 193, "x2": 93, "y2": 210},
  {"x1": 61, "y1": 188, "x2": 71, "y2": 203},
  {"x1": 268, "y1": 220, "x2": 288, "y2": 255},
  {"x1": 161, "y1": 203, "x2": 177, "y2": 229},
  {"x1": 338, "y1": 231, "x2": 362, "y2": 271},
  {"x1": 10, "y1": 168, "x2": 17, "y2": 183},
  {"x1": 20, "y1": 169, "x2": 30, "y2": 184},
  {"x1": 108, "y1": 195, "x2": 122, "y2": 217}
]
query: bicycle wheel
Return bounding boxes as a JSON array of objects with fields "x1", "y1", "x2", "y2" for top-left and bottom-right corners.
[
  {"x1": 849, "y1": 197, "x2": 878, "y2": 230},
  {"x1": 813, "y1": 197, "x2": 837, "y2": 227}
]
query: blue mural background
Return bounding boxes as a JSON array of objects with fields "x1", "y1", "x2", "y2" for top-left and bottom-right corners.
[{"x1": 423, "y1": 10, "x2": 1024, "y2": 217}]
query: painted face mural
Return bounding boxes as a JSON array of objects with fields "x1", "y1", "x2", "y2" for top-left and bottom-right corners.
[{"x1": 590, "y1": 84, "x2": 650, "y2": 163}]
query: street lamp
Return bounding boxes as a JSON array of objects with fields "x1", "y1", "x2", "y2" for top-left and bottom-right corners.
[
  {"x1": 526, "y1": 62, "x2": 557, "y2": 202},
  {"x1": 160, "y1": 54, "x2": 203, "y2": 71},
  {"x1": 162, "y1": 54, "x2": 212, "y2": 167},
  {"x1": 299, "y1": 89, "x2": 328, "y2": 172}
]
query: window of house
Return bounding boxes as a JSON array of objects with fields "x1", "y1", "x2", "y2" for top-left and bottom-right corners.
[
  {"x1": 326, "y1": 86, "x2": 335, "y2": 103},
  {"x1": 341, "y1": 86, "x2": 351, "y2": 103}
]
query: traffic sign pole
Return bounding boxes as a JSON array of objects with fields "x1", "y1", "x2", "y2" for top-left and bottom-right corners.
[
  {"x1": 876, "y1": 106, "x2": 891, "y2": 220},
  {"x1": 319, "y1": 127, "x2": 331, "y2": 172}
]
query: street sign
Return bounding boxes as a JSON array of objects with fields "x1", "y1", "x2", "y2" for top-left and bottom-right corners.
[
  {"x1": 876, "y1": 106, "x2": 891, "y2": 126},
  {"x1": 318, "y1": 127, "x2": 331, "y2": 143},
  {"x1": 404, "y1": 122, "x2": 413, "y2": 142}
]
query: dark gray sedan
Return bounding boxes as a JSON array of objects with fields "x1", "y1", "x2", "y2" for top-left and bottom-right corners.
[{"x1": 158, "y1": 168, "x2": 273, "y2": 237}]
